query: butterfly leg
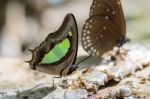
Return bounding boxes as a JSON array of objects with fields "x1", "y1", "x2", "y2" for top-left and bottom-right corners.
[
  {"x1": 61, "y1": 75, "x2": 70, "y2": 88},
  {"x1": 110, "y1": 47, "x2": 129, "y2": 66},
  {"x1": 110, "y1": 37, "x2": 130, "y2": 61},
  {"x1": 52, "y1": 76, "x2": 61, "y2": 87},
  {"x1": 54, "y1": 59, "x2": 69, "y2": 86}
]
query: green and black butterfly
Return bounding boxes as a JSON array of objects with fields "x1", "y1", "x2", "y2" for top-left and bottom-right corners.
[{"x1": 26, "y1": 13, "x2": 79, "y2": 76}]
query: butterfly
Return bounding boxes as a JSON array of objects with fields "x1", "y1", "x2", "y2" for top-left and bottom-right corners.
[
  {"x1": 81, "y1": 0, "x2": 129, "y2": 56},
  {"x1": 26, "y1": 13, "x2": 79, "y2": 76}
]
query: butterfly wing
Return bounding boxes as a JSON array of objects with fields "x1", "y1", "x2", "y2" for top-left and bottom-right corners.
[
  {"x1": 81, "y1": 0, "x2": 126, "y2": 56},
  {"x1": 27, "y1": 13, "x2": 78, "y2": 76},
  {"x1": 90, "y1": 0, "x2": 126, "y2": 36}
]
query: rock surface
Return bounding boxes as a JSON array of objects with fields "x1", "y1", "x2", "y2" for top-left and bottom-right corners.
[{"x1": 0, "y1": 44, "x2": 150, "y2": 99}]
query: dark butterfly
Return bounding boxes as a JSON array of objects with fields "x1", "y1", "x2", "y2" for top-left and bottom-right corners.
[
  {"x1": 26, "y1": 13, "x2": 78, "y2": 76},
  {"x1": 81, "y1": 0, "x2": 128, "y2": 56}
]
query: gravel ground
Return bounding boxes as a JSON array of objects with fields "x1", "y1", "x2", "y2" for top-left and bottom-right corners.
[{"x1": 0, "y1": 45, "x2": 150, "y2": 98}]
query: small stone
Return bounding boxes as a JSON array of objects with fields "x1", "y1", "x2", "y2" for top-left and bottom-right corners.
[
  {"x1": 139, "y1": 78, "x2": 146, "y2": 84},
  {"x1": 120, "y1": 87, "x2": 131, "y2": 97}
]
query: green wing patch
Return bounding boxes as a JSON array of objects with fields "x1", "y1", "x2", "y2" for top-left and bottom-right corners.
[{"x1": 41, "y1": 38, "x2": 70, "y2": 64}]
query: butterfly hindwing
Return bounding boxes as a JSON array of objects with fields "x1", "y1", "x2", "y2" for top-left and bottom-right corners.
[
  {"x1": 82, "y1": 17, "x2": 118, "y2": 56},
  {"x1": 81, "y1": 0, "x2": 126, "y2": 56}
]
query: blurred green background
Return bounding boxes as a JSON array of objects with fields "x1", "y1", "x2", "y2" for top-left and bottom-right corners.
[{"x1": 0, "y1": 0, "x2": 150, "y2": 58}]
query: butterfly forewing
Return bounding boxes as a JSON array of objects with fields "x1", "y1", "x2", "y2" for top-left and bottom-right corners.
[{"x1": 81, "y1": 0, "x2": 126, "y2": 56}]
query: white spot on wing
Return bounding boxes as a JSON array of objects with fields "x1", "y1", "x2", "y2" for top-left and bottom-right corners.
[
  {"x1": 93, "y1": 49, "x2": 97, "y2": 53},
  {"x1": 86, "y1": 22, "x2": 89, "y2": 26},
  {"x1": 88, "y1": 50, "x2": 91, "y2": 54},
  {"x1": 83, "y1": 29, "x2": 87, "y2": 32},
  {"x1": 83, "y1": 41, "x2": 87, "y2": 45},
  {"x1": 96, "y1": 52, "x2": 99, "y2": 56},
  {"x1": 82, "y1": 37, "x2": 85, "y2": 40},
  {"x1": 105, "y1": 16, "x2": 109, "y2": 20},
  {"x1": 100, "y1": 34, "x2": 104, "y2": 38},
  {"x1": 103, "y1": 26, "x2": 106, "y2": 30},
  {"x1": 98, "y1": 4, "x2": 101, "y2": 7},
  {"x1": 85, "y1": 25, "x2": 88, "y2": 29},
  {"x1": 118, "y1": 1, "x2": 121, "y2": 5},
  {"x1": 90, "y1": 47, "x2": 94, "y2": 51},
  {"x1": 89, "y1": 25, "x2": 92, "y2": 28},
  {"x1": 90, "y1": 20, "x2": 93, "y2": 23},
  {"x1": 87, "y1": 43, "x2": 92, "y2": 47},
  {"x1": 87, "y1": 39, "x2": 91, "y2": 43},
  {"x1": 106, "y1": 9, "x2": 110, "y2": 12},
  {"x1": 83, "y1": 33, "x2": 86, "y2": 36},
  {"x1": 87, "y1": 31, "x2": 90, "y2": 34},
  {"x1": 86, "y1": 36, "x2": 90, "y2": 39},
  {"x1": 84, "y1": 45, "x2": 88, "y2": 49},
  {"x1": 112, "y1": 11, "x2": 116, "y2": 15}
]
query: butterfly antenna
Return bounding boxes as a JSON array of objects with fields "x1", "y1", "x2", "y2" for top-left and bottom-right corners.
[
  {"x1": 27, "y1": 49, "x2": 34, "y2": 53},
  {"x1": 24, "y1": 60, "x2": 31, "y2": 63},
  {"x1": 76, "y1": 55, "x2": 92, "y2": 65},
  {"x1": 52, "y1": 76, "x2": 61, "y2": 87}
]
